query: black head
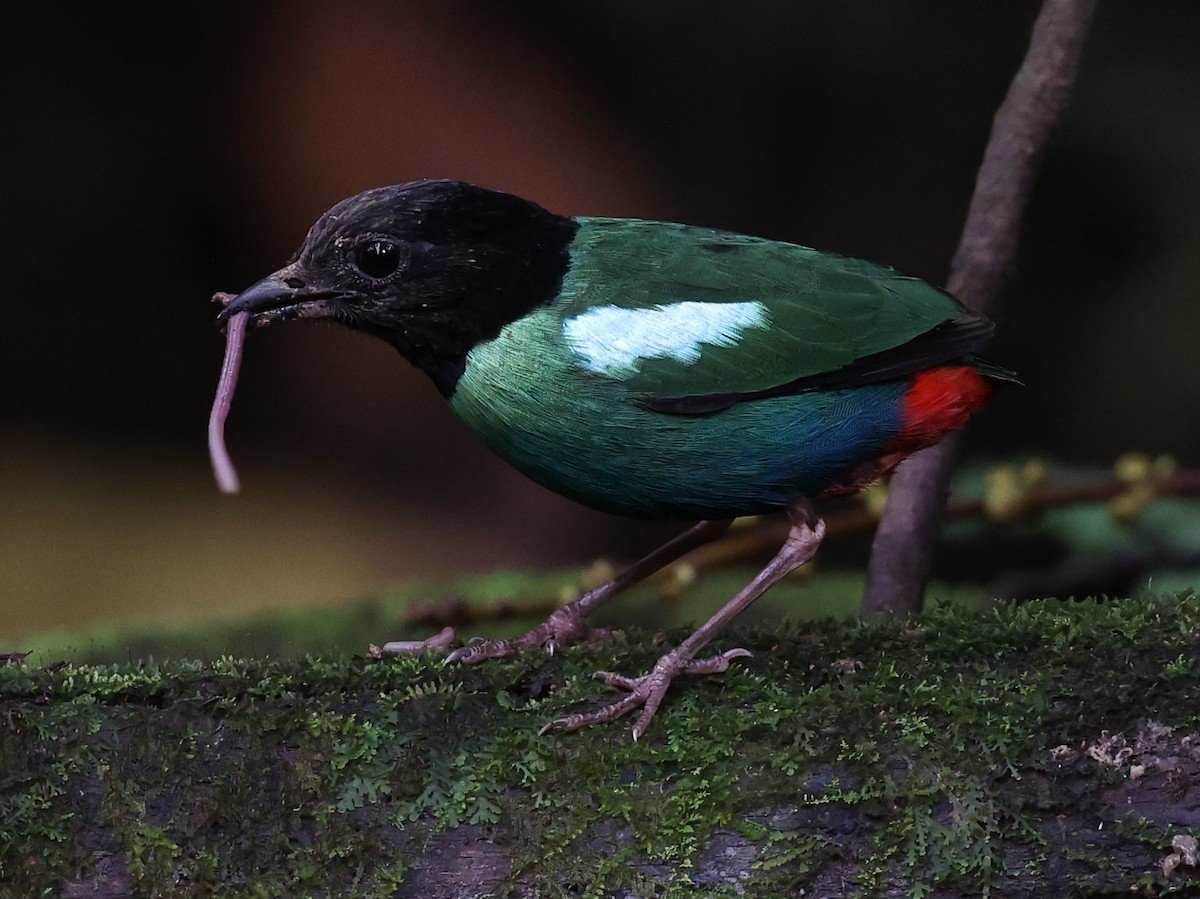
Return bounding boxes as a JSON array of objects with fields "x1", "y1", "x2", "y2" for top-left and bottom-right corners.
[{"x1": 218, "y1": 179, "x2": 578, "y2": 395}]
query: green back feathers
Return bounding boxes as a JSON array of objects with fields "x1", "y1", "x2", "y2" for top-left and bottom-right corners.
[{"x1": 557, "y1": 218, "x2": 981, "y2": 406}]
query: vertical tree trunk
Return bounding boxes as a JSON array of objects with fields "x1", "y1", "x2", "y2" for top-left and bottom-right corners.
[{"x1": 862, "y1": 0, "x2": 1099, "y2": 619}]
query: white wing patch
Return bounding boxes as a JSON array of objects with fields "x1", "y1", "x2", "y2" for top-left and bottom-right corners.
[{"x1": 563, "y1": 301, "x2": 770, "y2": 377}]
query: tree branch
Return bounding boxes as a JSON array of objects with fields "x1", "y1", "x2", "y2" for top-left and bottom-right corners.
[
  {"x1": 9, "y1": 596, "x2": 1200, "y2": 897},
  {"x1": 862, "y1": 0, "x2": 1099, "y2": 618}
]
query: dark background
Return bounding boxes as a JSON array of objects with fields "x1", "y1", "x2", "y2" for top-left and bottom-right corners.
[{"x1": 3, "y1": 2, "x2": 1198, "y2": 639}]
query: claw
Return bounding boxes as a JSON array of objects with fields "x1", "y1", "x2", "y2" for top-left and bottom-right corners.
[
  {"x1": 445, "y1": 641, "x2": 488, "y2": 665},
  {"x1": 683, "y1": 647, "x2": 752, "y2": 675},
  {"x1": 540, "y1": 646, "x2": 753, "y2": 740}
]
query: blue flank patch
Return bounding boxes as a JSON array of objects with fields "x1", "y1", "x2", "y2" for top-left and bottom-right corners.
[
  {"x1": 648, "y1": 384, "x2": 908, "y2": 518},
  {"x1": 498, "y1": 381, "x2": 909, "y2": 520}
]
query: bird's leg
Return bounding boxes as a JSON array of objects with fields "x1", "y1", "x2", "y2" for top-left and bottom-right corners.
[
  {"x1": 542, "y1": 499, "x2": 825, "y2": 741},
  {"x1": 441, "y1": 519, "x2": 733, "y2": 664}
]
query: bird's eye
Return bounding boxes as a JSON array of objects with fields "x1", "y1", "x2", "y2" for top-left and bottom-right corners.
[{"x1": 353, "y1": 239, "x2": 402, "y2": 279}]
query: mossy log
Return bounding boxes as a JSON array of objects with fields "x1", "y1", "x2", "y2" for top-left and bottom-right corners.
[{"x1": 3, "y1": 595, "x2": 1200, "y2": 898}]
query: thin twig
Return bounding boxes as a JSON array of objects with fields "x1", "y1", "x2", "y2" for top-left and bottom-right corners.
[{"x1": 673, "y1": 467, "x2": 1200, "y2": 580}]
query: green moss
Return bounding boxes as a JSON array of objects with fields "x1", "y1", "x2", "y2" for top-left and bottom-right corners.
[{"x1": 3, "y1": 593, "x2": 1200, "y2": 896}]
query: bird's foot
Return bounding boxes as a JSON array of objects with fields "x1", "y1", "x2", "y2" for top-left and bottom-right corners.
[
  {"x1": 444, "y1": 605, "x2": 616, "y2": 665},
  {"x1": 540, "y1": 646, "x2": 752, "y2": 741}
]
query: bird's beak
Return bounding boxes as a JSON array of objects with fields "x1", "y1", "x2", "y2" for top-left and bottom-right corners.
[{"x1": 215, "y1": 270, "x2": 348, "y2": 330}]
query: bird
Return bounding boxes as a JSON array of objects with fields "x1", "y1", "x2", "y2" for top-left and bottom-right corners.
[{"x1": 214, "y1": 178, "x2": 1015, "y2": 740}]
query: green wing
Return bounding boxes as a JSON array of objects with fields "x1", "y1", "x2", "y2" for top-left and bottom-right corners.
[{"x1": 557, "y1": 218, "x2": 989, "y2": 410}]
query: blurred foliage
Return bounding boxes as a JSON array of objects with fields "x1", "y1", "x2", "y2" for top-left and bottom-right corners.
[
  {"x1": 13, "y1": 567, "x2": 928, "y2": 667},
  {"x1": 12, "y1": 458, "x2": 1200, "y2": 666},
  {"x1": 938, "y1": 459, "x2": 1200, "y2": 599}
]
